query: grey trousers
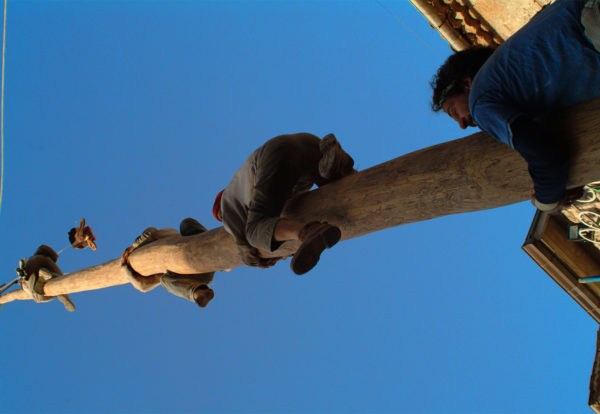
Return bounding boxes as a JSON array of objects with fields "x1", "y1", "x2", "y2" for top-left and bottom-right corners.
[
  {"x1": 245, "y1": 133, "x2": 325, "y2": 251},
  {"x1": 160, "y1": 271, "x2": 214, "y2": 303}
]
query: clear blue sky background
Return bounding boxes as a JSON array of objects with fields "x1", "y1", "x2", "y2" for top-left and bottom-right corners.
[{"x1": 1, "y1": 1, "x2": 596, "y2": 413}]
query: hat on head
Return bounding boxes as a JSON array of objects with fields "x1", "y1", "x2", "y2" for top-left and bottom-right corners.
[{"x1": 213, "y1": 190, "x2": 225, "y2": 222}]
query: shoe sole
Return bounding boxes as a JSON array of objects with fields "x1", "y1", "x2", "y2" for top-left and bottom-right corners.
[
  {"x1": 291, "y1": 226, "x2": 341, "y2": 275},
  {"x1": 180, "y1": 218, "x2": 208, "y2": 236},
  {"x1": 195, "y1": 287, "x2": 215, "y2": 308}
]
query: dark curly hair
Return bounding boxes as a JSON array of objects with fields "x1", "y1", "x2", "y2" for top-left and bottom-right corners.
[{"x1": 430, "y1": 46, "x2": 495, "y2": 112}]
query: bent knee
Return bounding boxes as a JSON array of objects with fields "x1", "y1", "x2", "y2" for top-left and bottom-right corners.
[{"x1": 245, "y1": 216, "x2": 281, "y2": 251}]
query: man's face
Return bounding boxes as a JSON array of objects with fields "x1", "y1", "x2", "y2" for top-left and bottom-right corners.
[{"x1": 442, "y1": 91, "x2": 475, "y2": 130}]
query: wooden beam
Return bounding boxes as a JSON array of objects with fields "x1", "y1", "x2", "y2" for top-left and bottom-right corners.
[
  {"x1": 542, "y1": 214, "x2": 600, "y2": 282},
  {"x1": 590, "y1": 328, "x2": 600, "y2": 414},
  {"x1": 408, "y1": 0, "x2": 472, "y2": 51},
  {"x1": 522, "y1": 212, "x2": 600, "y2": 324},
  {"x1": 3, "y1": 97, "x2": 600, "y2": 305}
]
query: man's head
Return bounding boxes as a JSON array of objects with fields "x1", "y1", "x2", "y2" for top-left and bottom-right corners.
[
  {"x1": 441, "y1": 79, "x2": 475, "y2": 130},
  {"x1": 430, "y1": 46, "x2": 495, "y2": 128}
]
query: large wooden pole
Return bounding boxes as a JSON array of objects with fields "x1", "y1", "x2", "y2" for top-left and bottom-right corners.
[{"x1": 3, "y1": 98, "x2": 600, "y2": 305}]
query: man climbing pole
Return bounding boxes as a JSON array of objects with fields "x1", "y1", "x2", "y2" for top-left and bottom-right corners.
[
  {"x1": 121, "y1": 218, "x2": 215, "y2": 307},
  {"x1": 213, "y1": 132, "x2": 356, "y2": 275},
  {"x1": 17, "y1": 245, "x2": 76, "y2": 312},
  {"x1": 430, "y1": 0, "x2": 600, "y2": 211}
]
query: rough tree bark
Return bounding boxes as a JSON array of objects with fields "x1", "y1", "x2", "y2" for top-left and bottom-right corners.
[{"x1": 2, "y1": 97, "x2": 600, "y2": 305}]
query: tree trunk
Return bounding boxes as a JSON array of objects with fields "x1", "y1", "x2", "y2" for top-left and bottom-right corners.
[{"x1": 3, "y1": 97, "x2": 600, "y2": 305}]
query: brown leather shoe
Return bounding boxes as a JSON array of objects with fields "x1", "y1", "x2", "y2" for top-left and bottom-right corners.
[
  {"x1": 194, "y1": 285, "x2": 215, "y2": 308},
  {"x1": 180, "y1": 217, "x2": 208, "y2": 236},
  {"x1": 319, "y1": 134, "x2": 355, "y2": 181},
  {"x1": 290, "y1": 222, "x2": 341, "y2": 275}
]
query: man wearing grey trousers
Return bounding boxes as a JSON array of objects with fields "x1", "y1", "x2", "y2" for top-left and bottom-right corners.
[
  {"x1": 121, "y1": 218, "x2": 215, "y2": 308},
  {"x1": 213, "y1": 132, "x2": 356, "y2": 275}
]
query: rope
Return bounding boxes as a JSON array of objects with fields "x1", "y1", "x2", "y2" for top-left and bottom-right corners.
[
  {"x1": 577, "y1": 210, "x2": 600, "y2": 245},
  {"x1": 569, "y1": 182, "x2": 600, "y2": 245},
  {"x1": 577, "y1": 181, "x2": 600, "y2": 204},
  {"x1": 0, "y1": 0, "x2": 6, "y2": 214}
]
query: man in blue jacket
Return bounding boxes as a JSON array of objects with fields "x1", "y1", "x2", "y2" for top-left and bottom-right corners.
[{"x1": 430, "y1": 0, "x2": 600, "y2": 210}]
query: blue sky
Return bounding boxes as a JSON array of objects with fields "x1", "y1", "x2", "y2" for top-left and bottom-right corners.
[{"x1": 1, "y1": 1, "x2": 596, "y2": 413}]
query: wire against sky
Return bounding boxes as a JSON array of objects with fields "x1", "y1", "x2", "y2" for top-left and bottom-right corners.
[
  {"x1": 374, "y1": 0, "x2": 443, "y2": 58},
  {"x1": 0, "y1": 0, "x2": 6, "y2": 214}
]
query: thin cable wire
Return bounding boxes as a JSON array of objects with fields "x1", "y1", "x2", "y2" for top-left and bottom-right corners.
[
  {"x1": 374, "y1": 0, "x2": 443, "y2": 58},
  {"x1": 56, "y1": 244, "x2": 71, "y2": 256},
  {"x1": 0, "y1": 0, "x2": 6, "y2": 214}
]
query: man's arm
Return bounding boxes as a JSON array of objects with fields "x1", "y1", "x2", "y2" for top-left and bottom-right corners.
[
  {"x1": 221, "y1": 194, "x2": 279, "y2": 269},
  {"x1": 511, "y1": 116, "x2": 569, "y2": 210},
  {"x1": 222, "y1": 209, "x2": 277, "y2": 268},
  {"x1": 234, "y1": 237, "x2": 278, "y2": 269}
]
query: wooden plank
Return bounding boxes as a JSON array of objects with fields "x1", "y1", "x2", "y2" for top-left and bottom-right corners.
[
  {"x1": 522, "y1": 239, "x2": 600, "y2": 324},
  {"x1": 590, "y1": 328, "x2": 600, "y2": 414},
  {"x1": 541, "y1": 215, "x2": 600, "y2": 298},
  {"x1": 523, "y1": 212, "x2": 600, "y2": 323}
]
